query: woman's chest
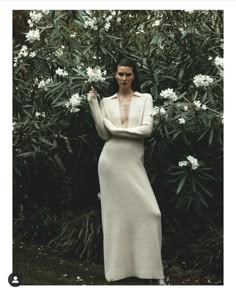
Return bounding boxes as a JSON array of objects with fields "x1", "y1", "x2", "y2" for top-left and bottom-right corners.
[{"x1": 103, "y1": 97, "x2": 145, "y2": 128}]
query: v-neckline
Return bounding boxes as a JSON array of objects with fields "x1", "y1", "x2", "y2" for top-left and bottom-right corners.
[{"x1": 118, "y1": 94, "x2": 134, "y2": 128}]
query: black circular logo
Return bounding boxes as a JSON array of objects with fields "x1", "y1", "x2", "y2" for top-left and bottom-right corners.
[{"x1": 8, "y1": 273, "x2": 22, "y2": 287}]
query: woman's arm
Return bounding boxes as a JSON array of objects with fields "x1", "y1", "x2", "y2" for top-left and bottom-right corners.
[
  {"x1": 104, "y1": 94, "x2": 153, "y2": 139},
  {"x1": 87, "y1": 92, "x2": 111, "y2": 141}
]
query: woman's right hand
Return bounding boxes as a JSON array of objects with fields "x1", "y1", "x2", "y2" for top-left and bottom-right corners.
[{"x1": 87, "y1": 88, "x2": 98, "y2": 102}]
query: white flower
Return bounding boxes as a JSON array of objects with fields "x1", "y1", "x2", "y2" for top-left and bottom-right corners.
[
  {"x1": 214, "y1": 56, "x2": 224, "y2": 68},
  {"x1": 27, "y1": 19, "x2": 34, "y2": 27},
  {"x1": 41, "y1": 10, "x2": 50, "y2": 15},
  {"x1": 56, "y1": 68, "x2": 68, "y2": 77},
  {"x1": 208, "y1": 56, "x2": 213, "y2": 60},
  {"x1": 111, "y1": 11, "x2": 116, "y2": 16},
  {"x1": 54, "y1": 46, "x2": 64, "y2": 57},
  {"x1": 29, "y1": 51, "x2": 36, "y2": 58},
  {"x1": 193, "y1": 74, "x2": 213, "y2": 87},
  {"x1": 187, "y1": 155, "x2": 199, "y2": 170},
  {"x1": 18, "y1": 45, "x2": 28, "y2": 58},
  {"x1": 86, "y1": 66, "x2": 106, "y2": 83},
  {"x1": 104, "y1": 22, "x2": 111, "y2": 31},
  {"x1": 193, "y1": 100, "x2": 202, "y2": 110},
  {"x1": 179, "y1": 155, "x2": 199, "y2": 170},
  {"x1": 26, "y1": 29, "x2": 40, "y2": 43},
  {"x1": 185, "y1": 10, "x2": 194, "y2": 14},
  {"x1": 76, "y1": 276, "x2": 83, "y2": 281},
  {"x1": 35, "y1": 111, "x2": 45, "y2": 118},
  {"x1": 84, "y1": 17, "x2": 97, "y2": 30},
  {"x1": 97, "y1": 192, "x2": 101, "y2": 200},
  {"x1": 38, "y1": 78, "x2": 53, "y2": 91},
  {"x1": 184, "y1": 105, "x2": 188, "y2": 111},
  {"x1": 29, "y1": 11, "x2": 43, "y2": 23},
  {"x1": 179, "y1": 28, "x2": 186, "y2": 35},
  {"x1": 220, "y1": 39, "x2": 224, "y2": 49},
  {"x1": 65, "y1": 93, "x2": 82, "y2": 113},
  {"x1": 202, "y1": 104, "x2": 207, "y2": 110},
  {"x1": 152, "y1": 20, "x2": 161, "y2": 27},
  {"x1": 105, "y1": 15, "x2": 113, "y2": 22},
  {"x1": 117, "y1": 17, "x2": 121, "y2": 23},
  {"x1": 178, "y1": 160, "x2": 188, "y2": 167},
  {"x1": 178, "y1": 118, "x2": 186, "y2": 124},
  {"x1": 70, "y1": 32, "x2": 77, "y2": 38},
  {"x1": 12, "y1": 122, "x2": 18, "y2": 131},
  {"x1": 160, "y1": 88, "x2": 178, "y2": 101},
  {"x1": 151, "y1": 106, "x2": 166, "y2": 117}
]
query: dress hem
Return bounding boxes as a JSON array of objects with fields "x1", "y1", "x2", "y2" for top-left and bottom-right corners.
[{"x1": 105, "y1": 272, "x2": 165, "y2": 282}]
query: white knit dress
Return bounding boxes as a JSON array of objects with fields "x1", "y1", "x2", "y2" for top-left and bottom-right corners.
[{"x1": 88, "y1": 91, "x2": 164, "y2": 282}]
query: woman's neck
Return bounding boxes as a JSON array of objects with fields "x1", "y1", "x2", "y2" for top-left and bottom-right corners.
[{"x1": 117, "y1": 89, "x2": 134, "y2": 98}]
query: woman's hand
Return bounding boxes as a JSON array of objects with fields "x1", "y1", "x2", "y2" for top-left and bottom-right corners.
[{"x1": 87, "y1": 88, "x2": 98, "y2": 102}]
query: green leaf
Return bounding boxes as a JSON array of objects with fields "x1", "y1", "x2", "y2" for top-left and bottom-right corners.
[
  {"x1": 177, "y1": 174, "x2": 188, "y2": 194},
  {"x1": 39, "y1": 136, "x2": 54, "y2": 146},
  {"x1": 197, "y1": 192, "x2": 209, "y2": 208},
  {"x1": 54, "y1": 154, "x2": 66, "y2": 171},
  {"x1": 196, "y1": 180, "x2": 213, "y2": 198},
  {"x1": 209, "y1": 128, "x2": 214, "y2": 145},
  {"x1": 17, "y1": 152, "x2": 36, "y2": 157}
]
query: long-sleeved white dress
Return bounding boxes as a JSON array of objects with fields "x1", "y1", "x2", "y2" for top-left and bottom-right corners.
[{"x1": 88, "y1": 91, "x2": 164, "y2": 282}]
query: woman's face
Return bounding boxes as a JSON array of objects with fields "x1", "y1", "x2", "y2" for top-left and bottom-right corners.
[{"x1": 115, "y1": 66, "x2": 135, "y2": 90}]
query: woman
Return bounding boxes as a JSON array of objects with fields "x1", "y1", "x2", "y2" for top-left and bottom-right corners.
[{"x1": 87, "y1": 58, "x2": 165, "y2": 284}]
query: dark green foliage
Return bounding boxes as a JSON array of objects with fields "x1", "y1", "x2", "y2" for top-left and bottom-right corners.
[{"x1": 48, "y1": 207, "x2": 103, "y2": 263}]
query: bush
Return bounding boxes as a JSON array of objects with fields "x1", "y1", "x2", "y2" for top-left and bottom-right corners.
[{"x1": 13, "y1": 10, "x2": 223, "y2": 233}]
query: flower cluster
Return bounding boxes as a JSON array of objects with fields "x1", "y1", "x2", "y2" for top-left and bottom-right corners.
[
  {"x1": 193, "y1": 74, "x2": 214, "y2": 87},
  {"x1": 27, "y1": 11, "x2": 43, "y2": 27},
  {"x1": 70, "y1": 32, "x2": 77, "y2": 38},
  {"x1": 56, "y1": 68, "x2": 68, "y2": 77},
  {"x1": 179, "y1": 155, "x2": 199, "y2": 170},
  {"x1": 184, "y1": 10, "x2": 194, "y2": 14},
  {"x1": 160, "y1": 88, "x2": 178, "y2": 101},
  {"x1": 151, "y1": 106, "x2": 167, "y2": 118},
  {"x1": 193, "y1": 100, "x2": 207, "y2": 111},
  {"x1": 84, "y1": 13, "x2": 98, "y2": 31},
  {"x1": 27, "y1": 10, "x2": 49, "y2": 28},
  {"x1": 13, "y1": 45, "x2": 37, "y2": 67},
  {"x1": 54, "y1": 45, "x2": 65, "y2": 58},
  {"x1": 12, "y1": 121, "x2": 18, "y2": 131},
  {"x1": 178, "y1": 118, "x2": 186, "y2": 124},
  {"x1": 97, "y1": 192, "x2": 101, "y2": 200},
  {"x1": 26, "y1": 28, "x2": 40, "y2": 43},
  {"x1": 214, "y1": 56, "x2": 223, "y2": 68},
  {"x1": 86, "y1": 66, "x2": 106, "y2": 83},
  {"x1": 35, "y1": 111, "x2": 45, "y2": 118},
  {"x1": 83, "y1": 10, "x2": 121, "y2": 32},
  {"x1": 152, "y1": 20, "x2": 161, "y2": 27},
  {"x1": 214, "y1": 56, "x2": 224, "y2": 77},
  {"x1": 65, "y1": 93, "x2": 83, "y2": 113},
  {"x1": 37, "y1": 77, "x2": 53, "y2": 91}
]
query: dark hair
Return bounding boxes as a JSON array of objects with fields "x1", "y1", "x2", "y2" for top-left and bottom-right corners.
[{"x1": 111, "y1": 58, "x2": 141, "y2": 94}]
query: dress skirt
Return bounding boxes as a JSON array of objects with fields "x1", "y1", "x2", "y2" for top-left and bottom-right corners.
[{"x1": 98, "y1": 136, "x2": 164, "y2": 282}]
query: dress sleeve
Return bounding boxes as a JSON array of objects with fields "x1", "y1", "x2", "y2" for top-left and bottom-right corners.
[
  {"x1": 87, "y1": 95, "x2": 111, "y2": 141},
  {"x1": 104, "y1": 94, "x2": 153, "y2": 139}
]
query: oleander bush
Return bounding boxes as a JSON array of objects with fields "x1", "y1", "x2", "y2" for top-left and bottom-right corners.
[{"x1": 13, "y1": 10, "x2": 223, "y2": 241}]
